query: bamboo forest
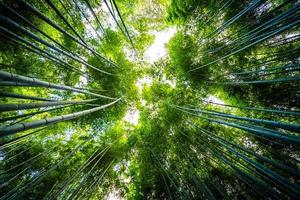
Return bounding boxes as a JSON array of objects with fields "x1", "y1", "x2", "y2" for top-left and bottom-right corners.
[{"x1": 0, "y1": 0, "x2": 300, "y2": 199}]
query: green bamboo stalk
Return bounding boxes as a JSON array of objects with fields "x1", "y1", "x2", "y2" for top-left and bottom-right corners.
[
  {"x1": 215, "y1": 5, "x2": 299, "y2": 57},
  {"x1": 0, "y1": 105, "x2": 71, "y2": 123},
  {"x1": 210, "y1": 147, "x2": 283, "y2": 199},
  {"x1": 1, "y1": 2, "x2": 79, "y2": 58},
  {"x1": 111, "y1": 0, "x2": 136, "y2": 50},
  {"x1": 19, "y1": 0, "x2": 84, "y2": 45},
  {"x1": 103, "y1": 0, "x2": 127, "y2": 38},
  {"x1": 179, "y1": 151, "x2": 216, "y2": 200},
  {"x1": 49, "y1": 146, "x2": 110, "y2": 199},
  {"x1": 84, "y1": 0, "x2": 106, "y2": 34},
  {"x1": 0, "y1": 97, "x2": 122, "y2": 136},
  {"x1": 151, "y1": 149, "x2": 192, "y2": 199},
  {"x1": 19, "y1": 0, "x2": 116, "y2": 67},
  {"x1": 175, "y1": 105, "x2": 300, "y2": 132},
  {"x1": 0, "y1": 28, "x2": 87, "y2": 76},
  {"x1": 230, "y1": 63, "x2": 300, "y2": 76},
  {"x1": 207, "y1": 0, "x2": 261, "y2": 39},
  {"x1": 231, "y1": 63, "x2": 300, "y2": 76},
  {"x1": 0, "y1": 81, "x2": 104, "y2": 92},
  {"x1": 0, "y1": 128, "x2": 45, "y2": 150},
  {"x1": 206, "y1": 131, "x2": 300, "y2": 196},
  {"x1": 0, "y1": 16, "x2": 113, "y2": 76},
  {"x1": 0, "y1": 98, "x2": 97, "y2": 112},
  {"x1": 199, "y1": 100, "x2": 300, "y2": 117},
  {"x1": 174, "y1": 107, "x2": 300, "y2": 145},
  {"x1": 58, "y1": 0, "x2": 79, "y2": 27},
  {"x1": 228, "y1": 6, "x2": 299, "y2": 52},
  {"x1": 47, "y1": 146, "x2": 108, "y2": 200},
  {"x1": 82, "y1": 160, "x2": 115, "y2": 200},
  {"x1": 0, "y1": 70, "x2": 115, "y2": 100},
  {"x1": 195, "y1": 125, "x2": 300, "y2": 177},
  {"x1": 189, "y1": 16, "x2": 300, "y2": 72},
  {"x1": 197, "y1": 136, "x2": 286, "y2": 198},
  {"x1": 212, "y1": 77, "x2": 300, "y2": 85},
  {"x1": 211, "y1": 4, "x2": 299, "y2": 56},
  {"x1": 71, "y1": 0, "x2": 102, "y2": 40},
  {"x1": 174, "y1": 138, "x2": 228, "y2": 199},
  {"x1": 44, "y1": 0, "x2": 87, "y2": 45},
  {"x1": 0, "y1": 166, "x2": 31, "y2": 190},
  {"x1": 109, "y1": 0, "x2": 116, "y2": 17},
  {"x1": 0, "y1": 148, "x2": 48, "y2": 176},
  {"x1": 10, "y1": 141, "x2": 88, "y2": 200},
  {"x1": 67, "y1": 147, "x2": 111, "y2": 199},
  {"x1": 0, "y1": 91, "x2": 55, "y2": 102}
]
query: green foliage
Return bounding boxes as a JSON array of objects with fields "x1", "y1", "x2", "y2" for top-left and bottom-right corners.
[
  {"x1": 166, "y1": 0, "x2": 202, "y2": 23},
  {"x1": 0, "y1": 0, "x2": 299, "y2": 199}
]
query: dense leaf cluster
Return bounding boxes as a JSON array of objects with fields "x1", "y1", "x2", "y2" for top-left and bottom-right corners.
[{"x1": 0, "y1": 0, "x2": 299, "y2": 199}]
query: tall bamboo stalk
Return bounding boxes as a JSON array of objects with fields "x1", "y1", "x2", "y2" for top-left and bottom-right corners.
[
  {"x1": 0, "y1": 98, "x2": 97, "y2": 112},
  {"x1": 0, "y1": 70, "x2": 115, "y2": 100},
  {"x1": 0, "y1": 97, "x2": 122, "y2": 136}
]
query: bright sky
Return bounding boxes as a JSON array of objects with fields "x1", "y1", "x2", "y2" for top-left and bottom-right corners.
[
  {"x1": 161, "y1": 74, "x2": 176, "y2": 88},
  {"x1": 75, "y1": 66, "x2": 88, "y2": 88},
  {"x1": 106, "y1": 189, "x2": 123, "y2": 200},
  {"x1": 118, "y1": 23, "x2": 177, "y2": 126},
  {"x1": 123, "y1": 107, "x2": 140, "y2": 126},
  {"x1": 84, "y1": 1, "x2": 117, "y2": 39},
  {"x1": 123, "y1": 28, "x2": 177, "y2": 125},
  {"x1": 144, "y1": 27, "x2": 177, "y2": 63},
  {"x1": 136, "y1": 76, "x2": 153, "y2": 93},
  {"x1": 100, "y1": 1, "x2": 118, "y2": 31},
  {"x1": 204, "y1": 95, "x2": 225, "y2": 104}
]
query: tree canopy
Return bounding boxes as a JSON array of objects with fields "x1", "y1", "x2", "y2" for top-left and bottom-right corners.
[{"x1": 0, "y1": 0, "x2": 299, "y2": 199}]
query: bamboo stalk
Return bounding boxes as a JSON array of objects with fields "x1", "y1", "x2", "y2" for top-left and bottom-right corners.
[
  {"x1": 0, "y1": 97, "x2": 122, "y2": 136},
  {"x1": 0, "y1": 70, "x2": 116, "y2": 100},
  {"x1": 0, "y1": 98, "x2": 97, "y2": 112},
  {"x1": 0, "y1": 91, "x2": 55, "y2": 102}
]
